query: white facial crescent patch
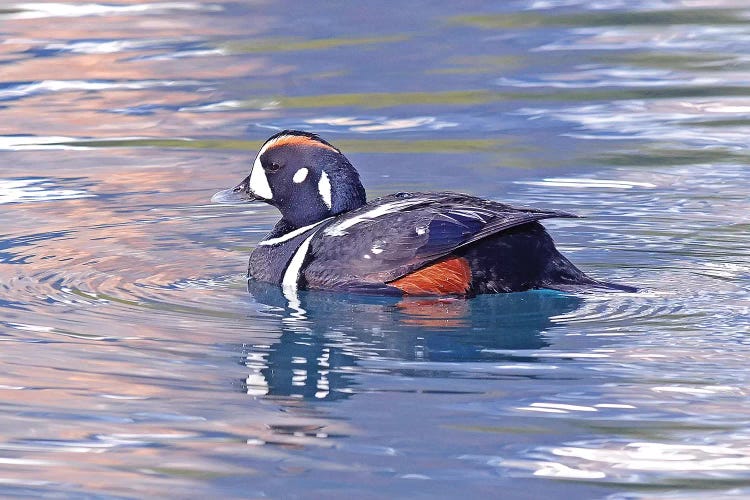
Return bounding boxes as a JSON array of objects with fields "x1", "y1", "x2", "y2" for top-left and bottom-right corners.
[
  {"x1": 248, "y1": 141, "x2": 276, "y2": 200},
  {"x1": 249, "y1": 157, "x2": 272, "y2": 199}
]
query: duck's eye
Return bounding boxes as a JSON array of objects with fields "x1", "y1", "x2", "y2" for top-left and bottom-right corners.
[{"x1": 266, "y1": 161, "x2": 281, "y2": 173}]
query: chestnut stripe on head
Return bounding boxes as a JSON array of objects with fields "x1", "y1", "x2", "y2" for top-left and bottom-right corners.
[{"x1": 264, "y1": 134, "x2": 339, "y2": 154}]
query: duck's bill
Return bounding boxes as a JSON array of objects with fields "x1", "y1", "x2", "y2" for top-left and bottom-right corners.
[{"x1": 211, "y1": 176, "x2": 256, "y2": 204}]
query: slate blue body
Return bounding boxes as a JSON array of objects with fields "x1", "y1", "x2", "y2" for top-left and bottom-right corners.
[{"x1": 213, "y1": 130, "x2": 635, "y2": 296}]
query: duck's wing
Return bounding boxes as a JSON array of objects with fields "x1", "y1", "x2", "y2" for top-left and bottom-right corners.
[{"x1": 304, "y1": 192, "x2": 577, "y2": 291}]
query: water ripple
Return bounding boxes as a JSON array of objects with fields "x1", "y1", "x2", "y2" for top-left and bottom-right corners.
[
  {"x1": 22, "y1": 38, "x2": 207, "y2": 56},
  {"x1": 498, "y1": 68, "x2": 726, "y2": 89},
  {"x1": 0, "y1": 79, "x2": 205, "y2": 102},
  {"x1": 3, "y1": 2, "x2": 222, "y2": 20},
  {"x1": 257, "y1": 115, "x2": 459, "y2": 133},
  {"x1": 0, "y1": 178, "x2": 93, "y2": 204},
  {"x1": 536, "y1": 25, "x2": 750, "y2": 52},
  {"x1": 517, "y1": 177, "x2": 657, "y2": 189},
  {"x1": 527, "y1": 0, "x2": 750, "y2": 10},
  {"x1": 518, "y1": 99, "x2": 750, "y2": 146},
  {"x1": 531, "y1": 440, "x2": 750, "y2": 480}
]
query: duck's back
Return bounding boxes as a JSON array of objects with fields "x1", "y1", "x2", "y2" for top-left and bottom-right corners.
[{"x1": 297, "y1": 192, "x2": 605, "y2": 295}]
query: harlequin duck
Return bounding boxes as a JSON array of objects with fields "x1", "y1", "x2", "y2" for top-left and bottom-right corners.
[{"x1": 212, "y1": 130, "x2": 635, "y2": 296}]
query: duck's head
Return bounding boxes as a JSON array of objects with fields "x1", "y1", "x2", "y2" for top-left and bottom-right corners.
[{"x1": 212, "y1": 130, "x2": 366, "y2": 228}]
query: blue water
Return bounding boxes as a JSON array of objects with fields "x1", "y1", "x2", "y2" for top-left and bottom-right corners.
[{"x1": 1, "y1": 1, "x2": 749, "y2": 498}]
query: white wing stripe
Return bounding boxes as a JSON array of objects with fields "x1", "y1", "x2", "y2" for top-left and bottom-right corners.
[
  {"x1": 324, "y1": 199, "x2": 425, "y2": 236},
  {"x1": 447, "y1": 208, "x2": 489, "y2": 223}
]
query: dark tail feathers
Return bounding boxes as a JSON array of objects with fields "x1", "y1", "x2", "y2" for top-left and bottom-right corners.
[{"x1": 544, "y1": 280, "x2": 637, "y2": 294}]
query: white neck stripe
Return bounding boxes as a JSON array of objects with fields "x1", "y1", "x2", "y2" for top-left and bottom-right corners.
[
  {"x1": 318, "y1": 170, "x2": 332, "y2": 209},
  {"x1": 258, "y1": 218, "x2": 332, "y2": 246}
]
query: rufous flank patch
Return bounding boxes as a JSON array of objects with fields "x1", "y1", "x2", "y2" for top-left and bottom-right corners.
[{"x1": 389, "y1": 256, "x2": 472, "y2": 295}]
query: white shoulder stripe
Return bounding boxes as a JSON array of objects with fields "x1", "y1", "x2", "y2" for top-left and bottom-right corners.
[{"x1": 258, "y1": 218, "x2": 332, "y2": 246}]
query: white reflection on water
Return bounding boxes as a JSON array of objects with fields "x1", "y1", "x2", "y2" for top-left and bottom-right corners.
[
  {"x1": 519, "y1": 99, "x2": 750, "y2": 145},
  {"x1": 0, "y1": 178, "x2": 93, "y2": 204},
  {"x1": 548, "y1": 441, "x2": 750, "y2": 473},
  {"x1": 4, "y1": 2, "x2": 221, "y2": 20},
  {"x1": 257, "y1": 115, "x2": 459, "y2": 133},
  {"x1": 32, "y1": 39, "x2": 174, "y2": 55},
  {"x1": 0, "y1": 79, "x2": 204, "y2": 101},
  {"x1": 0, "y1": 135, "x2": 82, "y2": 150},
  {"x1": 516, "y1": 177, "x2": 657, "y2": 189},
  {"x1": 536, "y1": 26, "x2": 750, "y2": 52},
  {"x1": 498, "y1": 67, "x2": 739, "y2": 88},
  {"x1": 133, "y1": 48, "x2": 227, "y2": 61},
  {"x1": 652, "y1": 385, "x2": 742, "y2": 396},
  {"x1": 518, "y1": 402, "x2": 598, "y2": 413},
  {"x1": 179, "y1": 100, "x2": 243, "y2": 112},
  {"x1": 528, "y1": 0, "x2": 750, "y2": 9},
  {"x1": 463, "y1": 440, "x2": 750, "y2": 482},
  {"x1": 305, "y1": 116, "x2": 458, "y2": 132},
  {"x1": 496, "y1": 66, "x2": 749, "y2": 89}
]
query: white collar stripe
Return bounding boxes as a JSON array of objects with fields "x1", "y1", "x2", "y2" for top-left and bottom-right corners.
[{"x1": 258, "y1": 218, "x2": 333, "y2": 246}]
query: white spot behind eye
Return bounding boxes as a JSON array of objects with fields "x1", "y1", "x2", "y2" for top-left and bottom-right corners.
[
  {"x1": 318, "y1": 170, "x2": 332, "y2": 209},
  {"x1": 293, "y1": 167, "x2": 309, "y2": 184}
]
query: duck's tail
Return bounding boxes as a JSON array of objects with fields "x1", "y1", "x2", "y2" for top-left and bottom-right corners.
[
  {"x1": 544, "y1": 279, "x2": 637, "y2": 294},
  {"x1": 542, "y1": 253, "x2": 637, "y2": 294}
]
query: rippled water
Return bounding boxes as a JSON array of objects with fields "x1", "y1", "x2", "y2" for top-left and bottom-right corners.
[{"x1": 1, "y1": 1, "x2": 749, "y2": 498}]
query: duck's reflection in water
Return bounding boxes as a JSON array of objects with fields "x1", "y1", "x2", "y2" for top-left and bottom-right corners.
[{"x1": 243, "y1": 281, "x2": 583, "y2": 401}]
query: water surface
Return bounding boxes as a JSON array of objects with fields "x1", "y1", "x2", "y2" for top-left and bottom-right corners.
[{"x1": 1, "y1": 1, "x2": 749, "y2": 498}]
